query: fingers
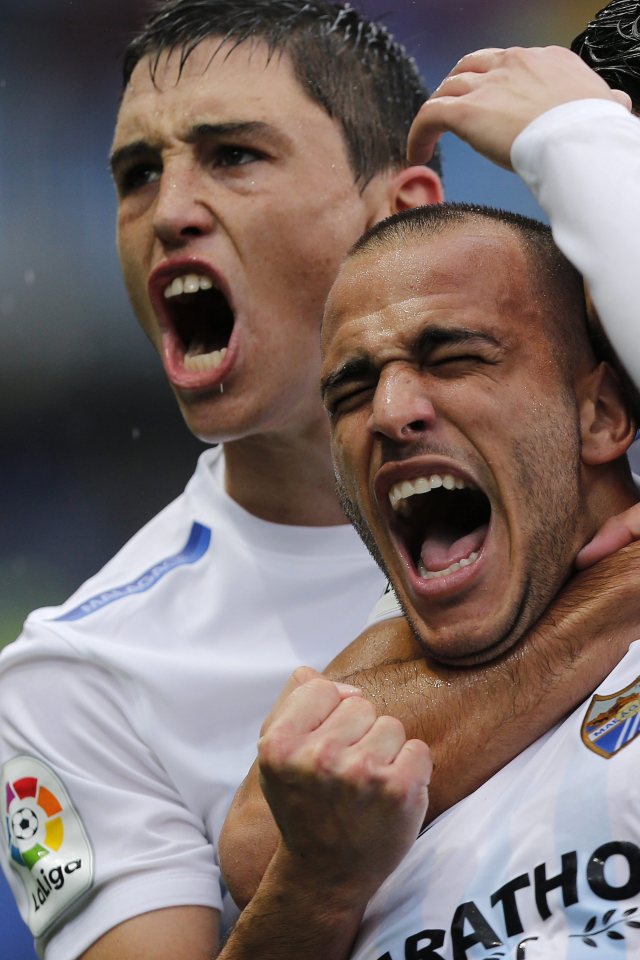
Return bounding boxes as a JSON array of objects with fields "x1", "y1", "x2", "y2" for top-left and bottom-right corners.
[
  {"x1": 408, "y1": 71, "x2": 489, "y2": 163},
  {"x1": 392, "y1": 739, "x2": 433, "y2": 798},
  {"x1": 259, "y1": 677, "x2": 424, "y2": 790},
  {"x1": 576, "y1": 510, "x2": 640, "y2": 569},
  {"x1": 292, "y1": 665, "x2": 322, "y2": 686},
  {"x1": 257, "y1": 682, "x2": 431, "y2": 886},
  {"x1": 445, "y1": 47, "x2": 507, "y2": 78},
  {"x1": 260, "y1": 668, "x2": 361, "y2": 736},
  {"x1": 407, "y1": 48, "x2": 507, "y2": 164},
  {"x1": 266, "y1": 676, "x2": 364, "y2": 741},
  {"x1": 408, "y1": 43, "x2": 627, "y2": 168},
  {"x1": 407, "y1": 107, "x2": 446, "y2": 165},
  {"x1": 610, "y1": 89, "x2": 633, "y2": 111},
  {"x1": 348, "y1": 713, "x2": 409, "y2": 766}
]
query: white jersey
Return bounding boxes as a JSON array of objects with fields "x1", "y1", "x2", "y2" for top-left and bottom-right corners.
[
  {"x1": 512, "y1": 98, "x2": 640, "y2": 390},
  {"x1": 352, "y1": 639, "x2": 640, "y2": 960},
  {"x1": 0, "y1": 447, "x2": 385, "y2": 959},
  {"x1": 352, "y1": 103, "x2": 640, "y2": 958}
]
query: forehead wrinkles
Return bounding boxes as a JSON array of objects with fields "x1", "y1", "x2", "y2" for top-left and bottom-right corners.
[
  {"x1": 115, "y1": 37, "x2": 291, "y2": 136},
  {"x1": 114, "y1": 35, "x2": 346, "y2": 166},
  {"x1": 323, "y1": 230, "x2": 532, "y2": 354}
]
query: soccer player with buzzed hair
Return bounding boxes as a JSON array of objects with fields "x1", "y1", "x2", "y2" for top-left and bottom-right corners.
[{"x1": 237, "y1": 202, "x2": 640, "y2": 959}]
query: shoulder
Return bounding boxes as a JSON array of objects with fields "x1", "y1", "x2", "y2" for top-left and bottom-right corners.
[{"x1": 11, "y1": 449, "x2": 224, "y2": 646}]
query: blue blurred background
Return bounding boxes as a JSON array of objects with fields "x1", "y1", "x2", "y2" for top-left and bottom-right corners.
[{"x1": 0, "y1": 1, "x2": 631, "y2": 956}]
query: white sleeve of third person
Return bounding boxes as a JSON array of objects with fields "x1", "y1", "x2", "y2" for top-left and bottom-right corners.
[{"x1": 511, "y1": 98, "x2": 640, "y2": 390}]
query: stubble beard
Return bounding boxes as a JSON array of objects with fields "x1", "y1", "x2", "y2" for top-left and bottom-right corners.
[{"x1": 334, "y1": 412, "x2": 583, "y2": 666}]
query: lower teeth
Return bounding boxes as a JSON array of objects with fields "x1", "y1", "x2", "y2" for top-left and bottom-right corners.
[
  {"x1": 184, "y1": 346, "x2": 227, "y2": 373},
  {"x1": 418, "y1": 551, "x2": 479, "y2": 580}
]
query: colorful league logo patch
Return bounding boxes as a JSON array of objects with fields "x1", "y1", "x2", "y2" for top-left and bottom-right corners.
[
  {"x1": 2, "y1": 756, "x2": 93, "y2": 937},
  {"x1": 581, "y1": 675, "x2": 640, "y2": 759}
]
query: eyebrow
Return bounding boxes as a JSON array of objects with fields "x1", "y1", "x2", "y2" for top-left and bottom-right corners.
[
  {"x1": 321, "y1": 356, "x2": 378, "y2": 401},
  {"x1": 411, "y1": 325, "x2": 502, "y2": 353},
  {"x1": 184, "y1": 120, "x2": 278, "y2": 144},
  {"x1": 109, "y1": 120, "x2": 286, "y2": 177}
]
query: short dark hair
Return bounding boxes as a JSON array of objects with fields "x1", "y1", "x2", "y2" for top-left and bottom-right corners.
[
  {"x1": 350, "y1": 202, "x2": 555, "y2": 260},
  {"x1": 122, "y1": 0, "x2": 441, "y2": 185},
  {"x1": 350, "y1": 203, "x2": 577, "y2": 308},
  {"x1": 571, "y1": 0, "x2": 640, "y2": 110}
]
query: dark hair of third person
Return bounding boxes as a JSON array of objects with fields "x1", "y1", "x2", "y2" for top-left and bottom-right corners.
[{"x1": 572, "y1": 0, "x2": 640, "y2": 111}]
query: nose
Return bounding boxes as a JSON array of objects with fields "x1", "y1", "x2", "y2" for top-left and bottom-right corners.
[
  {"x1": 152, "y1": 160, "x2": 216, "y2": 248},
  {"x1": 367, "y1": 364, "x2": 436, "y2": 443}
]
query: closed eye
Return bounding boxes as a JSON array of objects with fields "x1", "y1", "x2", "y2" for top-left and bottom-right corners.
[
  {"x1": 431, "y1": 354, "x2": 485, "y2": 366},
  {"x1": 325, "y1": 385, "x2": 375, "y2": 420},
  {"x1": 414, "y1": 327, "x2": 504, "y2": 373},
  {"x1": 427, "y1": 351, "x2": 499, "y2": 375}
]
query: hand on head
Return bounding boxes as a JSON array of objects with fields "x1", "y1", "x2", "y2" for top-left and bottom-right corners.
[{"x1": 407, "y1": 45, "x2": 632, "y2": 171}]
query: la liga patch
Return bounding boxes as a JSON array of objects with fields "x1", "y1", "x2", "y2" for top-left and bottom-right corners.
[
  {"x1": 581, "y1": 675, "x2": 640, "y2": 759},
  {"x1": 1, "y1": 756, "x2": 93, "y2": 937}
]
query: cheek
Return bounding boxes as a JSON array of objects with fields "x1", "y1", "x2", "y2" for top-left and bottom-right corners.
[
  {"x1": 269, "y1": 194, "x2": 364, "y2": 285},
  {"x1": 117, "y1": 224, "x2": 142, "y2": 290},
  {"x1": 120, "y1": 259, "x2": 146, "y2": 315},
  {"x1": 332, "y1": 423, "x2": 371, "y2": 499}
]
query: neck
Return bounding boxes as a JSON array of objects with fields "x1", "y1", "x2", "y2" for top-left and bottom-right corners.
[{"x1": 222, "y1": 422, "x2": 347, "y2": 526}]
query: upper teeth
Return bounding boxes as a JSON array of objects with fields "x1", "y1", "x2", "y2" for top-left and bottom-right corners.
[
  {"x1": 389, "y1": 473, "x2": 469, "y2": 512},
  {"x1": 164, "y1": 274, "x2": 214, "y2": 299}
]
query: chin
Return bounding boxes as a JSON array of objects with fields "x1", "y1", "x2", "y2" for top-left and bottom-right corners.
[{"x1": 404, "y1": 580, "x2": 537, "y2": 668}]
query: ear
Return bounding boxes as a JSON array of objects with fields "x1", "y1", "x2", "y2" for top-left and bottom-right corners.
[
  {"x1": 579, "y1": 362, "x2": 637, "y2": 465},
  {"x1": 388, "y1": 165, "x2": 444, "y2": 213}
]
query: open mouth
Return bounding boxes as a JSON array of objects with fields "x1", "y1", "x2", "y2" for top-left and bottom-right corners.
[
  {"x1": 163, "y1": 272, "x2": 235, "y2": 374},
  {"x1": 388, "y1": 473, "x2": 491, "y2": 581}
]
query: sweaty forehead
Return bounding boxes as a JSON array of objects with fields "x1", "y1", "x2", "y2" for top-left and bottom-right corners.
[
  {"x1": 322, "y1": 226, "x2": 534, "y2": 354},
  {"x1": 114, "y1": 35, "x2": 309, "y2": 140}
]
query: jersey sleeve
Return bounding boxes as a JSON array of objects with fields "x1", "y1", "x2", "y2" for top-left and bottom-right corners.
[
  {"x1": 511, "y1": 98, "x2": 640, "y2": 391},
  {"x1": 0, "y1": 626, "x2": 221, "y2": 960}
]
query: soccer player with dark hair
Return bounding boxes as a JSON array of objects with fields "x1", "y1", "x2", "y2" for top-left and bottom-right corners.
[{"x1": 0, "y1": 3, "x2": 442, "y2": 956}]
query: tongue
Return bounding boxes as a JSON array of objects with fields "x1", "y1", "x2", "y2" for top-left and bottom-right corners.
[{"x1": 420, "y1": 523, "x2": 488, "y2": 572}]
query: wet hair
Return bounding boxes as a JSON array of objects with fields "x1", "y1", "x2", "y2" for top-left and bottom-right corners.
[
  {"x1": 571, "y1": 0, "x2": 640, "y2": 111},
  {"x1": 122, "y1": 0, "x2": 441, "y2": 185}
]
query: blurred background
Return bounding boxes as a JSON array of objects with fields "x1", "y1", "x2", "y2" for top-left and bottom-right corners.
[{"x1": 0, "y1": 0, "x2": 633, "y2": 956}]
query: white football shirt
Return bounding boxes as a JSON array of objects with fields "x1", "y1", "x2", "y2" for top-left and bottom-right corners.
[
  {"x1": 0, "y1": 447, "x2": 385, "y2": 958},
  {"x1": 352, "y1": 640, "x2": 640, "y2": 960}
]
